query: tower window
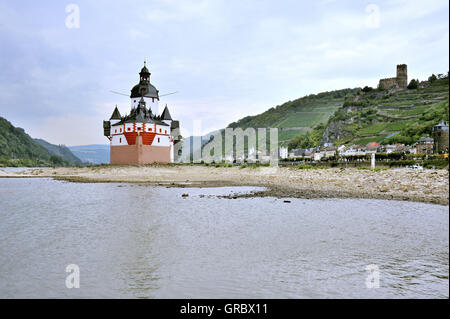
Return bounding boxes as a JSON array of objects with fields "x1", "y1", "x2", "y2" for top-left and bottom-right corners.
[
  {"x1": 158, "y1": 138, "x2": 160, "y2": 143},
  {"x1": 120, "y1": 138, "x2": 122, "y2": 143}
]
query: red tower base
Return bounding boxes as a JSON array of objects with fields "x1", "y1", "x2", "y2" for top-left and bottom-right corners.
[{"x1": 110, "y1": 135, "x2": 171, "y2": 165}]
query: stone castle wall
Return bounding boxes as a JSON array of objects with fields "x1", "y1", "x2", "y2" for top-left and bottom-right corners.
[
  {"x1": 379, "y1": 77, "x2": 399, "y2": 90},
  {"x1": 378, "y1": 64, "x2": 408, "y2": 90}
]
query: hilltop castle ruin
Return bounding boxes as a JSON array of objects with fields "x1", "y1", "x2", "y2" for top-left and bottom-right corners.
[{"x1": 378, "y1": 64, "x2": 408, "y2": 90}]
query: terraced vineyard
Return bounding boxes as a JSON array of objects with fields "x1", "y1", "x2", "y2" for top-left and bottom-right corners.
[
  {"x1": 227, "y1": 88, "x2": 359, "y2": 146},
  {"x1": 206, "y1": 75, "x2": 448, "y2": 153},
  {"x1": 322, "y1": 76, "x2": 449, "y2": 146}
]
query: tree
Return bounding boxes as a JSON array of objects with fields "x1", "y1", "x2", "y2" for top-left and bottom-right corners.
[
  {"x1": 428, "y1": 74, "x2": 437, "y2": 83},
  {"x1": 362, "y1": 86, "x2": 374, "y2": 93},
  {"x1": 50, "y1": 155, "x2": 64, "y2": 166},
  {"x1": 407, "y1": 79, "x2": 419, "y2": 89}
]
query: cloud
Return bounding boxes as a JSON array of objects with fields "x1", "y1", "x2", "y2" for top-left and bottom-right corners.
[{"x1": 0, "y1": 0, "x2": 448, "y2": 145}]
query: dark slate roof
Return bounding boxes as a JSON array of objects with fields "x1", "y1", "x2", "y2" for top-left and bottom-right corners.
[
  {"x1": 111, "y1": 99, "x2": 169, "y2": 127},
  {"x1": 434, "y1": 121, "x2": 449, "y2": 130},
  {"x1": 161, "y1": 105, "x2": 172, "y2": 121},
  {"x1": 418, "y1": 136, "x2": 434, "y2": 143},
  {"x1": 130, "y1": 82, "x2": 159, "y2": 99},
  {"x1": 110, "y1": 106, "x2": 122, "y2": 120},
  {"x1": 131, "y1": 62, "x2": 159, "y2": 99},
  {"x1": 140, "y1": 65, "x2": 149, "y2": 74}
]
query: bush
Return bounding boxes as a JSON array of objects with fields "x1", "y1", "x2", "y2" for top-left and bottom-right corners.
[
  {"x1": 407, "y1": 79, "x2": 419, "y2": 89},
  {"x1": 50, "y1": 155, "x2": 65, "y2": 166},
  {"x1": 428, "y1": 74, "x2": 437, "y2": 83}
]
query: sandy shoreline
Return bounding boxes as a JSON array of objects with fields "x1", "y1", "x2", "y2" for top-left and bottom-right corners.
[{"x1": 1, "y1": 165, "x2": 448, "y2": 205}]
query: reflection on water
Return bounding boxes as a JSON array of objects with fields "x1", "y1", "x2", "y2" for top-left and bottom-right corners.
[{"x1": 0, "y1": 178, "x2": 448, "y2": 298}]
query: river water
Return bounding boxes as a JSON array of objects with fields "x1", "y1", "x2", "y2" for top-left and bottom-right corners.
[{"x1": 0, "y1": 178, "x2": 448, "y2": 298}]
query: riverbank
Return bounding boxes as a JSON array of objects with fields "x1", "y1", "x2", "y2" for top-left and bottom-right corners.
[{"x1": 1, "y1": 165, "x2": 448, "y2": 205}]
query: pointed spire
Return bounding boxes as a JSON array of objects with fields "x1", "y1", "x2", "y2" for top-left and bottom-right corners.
[
  {"x1": 161, "y1": 104, "x2": 172, "y2": 121},
  {"x1": 110, "y1": 105, "x2": 121, "y2": 120}
]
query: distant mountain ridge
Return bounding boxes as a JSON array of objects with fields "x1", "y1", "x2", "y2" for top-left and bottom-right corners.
[{"x1": 68, "y1": 144, "x2": 110, "y2": 164}]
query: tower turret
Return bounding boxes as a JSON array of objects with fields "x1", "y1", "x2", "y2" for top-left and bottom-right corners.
[
  {"x1": 139, "y1": 61, "x2": 150, "y2": 83},
  {"x1": 130, "y1": 61, "x2": 159, "y2": 114}
]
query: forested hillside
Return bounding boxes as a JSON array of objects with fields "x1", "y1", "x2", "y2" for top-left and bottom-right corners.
[
  {"x1": 0, "y1": 116, "x2": 81, "y2": 166},
  {"x1": 35, "y1": 139, "x2": 82, "y2": 165},
  {"x1": 227, "y1": 88, "x2": 360, "y2": 145}
]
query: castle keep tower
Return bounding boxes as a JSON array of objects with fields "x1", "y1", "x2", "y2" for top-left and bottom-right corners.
[
  {"x1": 103, "y1": 63, "x2": 182, "y2": 164},
  {"x1": 396, "y1": 64, "x2": 407, "y2": 89}
]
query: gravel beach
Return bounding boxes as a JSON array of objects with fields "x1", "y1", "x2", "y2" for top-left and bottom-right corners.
[{"x1": 1, "y1": 165, "x2": 448, "y2": 205}]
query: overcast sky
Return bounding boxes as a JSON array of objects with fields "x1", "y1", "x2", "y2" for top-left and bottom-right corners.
[{"x1": 0, "y1": 0, "x2": 448, "y2": 146}]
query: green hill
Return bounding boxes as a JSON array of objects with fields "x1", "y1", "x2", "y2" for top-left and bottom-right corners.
[
  {"x1": 35, "y1": 139, "x2": 82, "y2": 165},
  {"x1": 0, "y1": 116, "x2": 82, "y2": 167},
  {"x1": 227, "y1": 88, "x2": 360, "y2": 145},
  {"x1": 289, "y1": 75, "x2": 449, "y2": 149}
]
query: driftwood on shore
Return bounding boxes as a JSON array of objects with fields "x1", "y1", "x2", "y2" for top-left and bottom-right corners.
[{"x1": 1, "y1": 165, "x2": 448, "y2": 205}]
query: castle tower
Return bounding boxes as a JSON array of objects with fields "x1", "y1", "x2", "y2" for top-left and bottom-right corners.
[
  {"x1": 432, "y1": 121, "x2": 449, "y2": 154},
  {"x1": 103, "y1": 63, "x2": 182, "y2": 165},
  {"x1": 396, "y1": 64, "x2": 407, "y2": 89}
]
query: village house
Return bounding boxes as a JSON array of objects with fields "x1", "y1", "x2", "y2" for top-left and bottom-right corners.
[
  {"x1": 340, "y1": 144, "x2": 366, "y2": 156},
  {"x1": 337, "y1": 145, "x2": 347, "y2": 155},
  {"x1": 415, "y1": 136, "x2": 434, "y2": 154},
  {"x1": 289, "y1": 148, "x2": 313, "y2": 159},
  {"x1": 365, "y1": 142, "x2": 380, "y2": 154},
  {"x1": 379, "y1": 143, "x2": 410, "y2": 154},
  {"x1": 319, "y1": 146, "x2": 337, "y2": 159}
]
